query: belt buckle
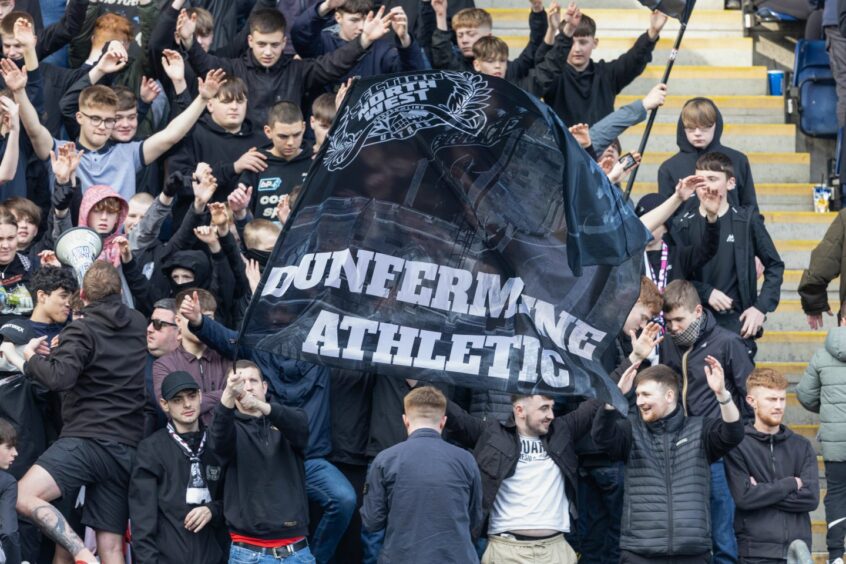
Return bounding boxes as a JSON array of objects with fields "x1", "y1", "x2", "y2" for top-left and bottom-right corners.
[{"x1": 271, "y1": 544, "x2": 294, "y2": 559}]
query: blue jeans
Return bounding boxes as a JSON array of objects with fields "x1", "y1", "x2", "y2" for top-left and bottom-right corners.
[
  {"x1": 710, "y1": 460, "x2": 738, "y2": 564},
  {"x1": 229, "y1": 544, "x2": 316, "y2": 564},
  {"x1": 577, "y1": 463, "x2": 625, "y2": 564},
  {"x1": 305, "y1": 458, "x2": 357, "y2": 564}
]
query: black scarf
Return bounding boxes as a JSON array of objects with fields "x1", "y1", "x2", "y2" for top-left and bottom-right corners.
[{"x1": 166, "y1": 423, "x2": 211, "y2": 505}]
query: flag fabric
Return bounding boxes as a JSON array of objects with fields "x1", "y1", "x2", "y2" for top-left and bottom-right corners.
[
  {"x1": 239, "y1": 71, "x2": 651, "y2": 411},
  {"x1": 637, "y1": 0, "x2": 696, "y2": 20}
]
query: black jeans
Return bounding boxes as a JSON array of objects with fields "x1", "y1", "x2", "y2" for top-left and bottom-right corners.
[
  {"x1": 577, "y1": 463, "x2": 624, "y2": 564},
  {"x1": 826, "y1": 461, "x2": 846, "y2": 560}
]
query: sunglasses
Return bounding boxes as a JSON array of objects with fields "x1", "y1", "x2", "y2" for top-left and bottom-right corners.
[{"x1": 149, "y1": 318, "x2": 177, "y2": 331}]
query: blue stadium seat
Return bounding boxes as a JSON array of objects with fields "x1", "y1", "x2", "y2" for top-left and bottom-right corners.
[
  {"x1": 757, "y1": 7, "x2": 799, "y2": 21},
  {"x1": 793, "y1": 39, "x2": 838, "y2": 138}
]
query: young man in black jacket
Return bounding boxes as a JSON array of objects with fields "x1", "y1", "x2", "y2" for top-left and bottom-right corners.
[
  {"x1": 670, "y1": 152, "x2": 784, "y2": 354},
  {"x1": 16, "y1": 261, "x2": 147, "y2": 564},
  {"x1": 724, "y1": 368, "x2": 819, "y2": 562},
  {"x1": 445, "y1": 392, "x2": 602, "y2": 563},
  {"x1": 177, "y1": 7, "x2": 392, "y2": 126},
  {"x1": 543, "y1": 9, "x2": 668, "y2": 127},
  {"x1": 592, "y1": 359, "x2": 744, "y2": 564},
  {"x1": 130, "y1": 370, "x2": 226, "y2": 564},
  {"x1": 211, "y1": 359, "x2": 313, "y2": 562}
]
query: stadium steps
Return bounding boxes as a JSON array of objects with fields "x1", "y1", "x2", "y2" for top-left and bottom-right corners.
[{"x1": 489, "y1": 0, "x2": 826, "y2": 556}]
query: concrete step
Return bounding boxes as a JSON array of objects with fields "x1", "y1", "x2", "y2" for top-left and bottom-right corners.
[
  {"x1": 760, "y1": 211, "x2": 835, "y2": 240},
  {"x1": 488, "y1": 8, "x2": 745, "y2": 38},
  {"x1": 772, "y1": 269, "x2": 839, "y2": 305},
  {"x1": 776, "y1": 240, "x2": 822, "y2": 270},
  {"x1": 621, "y1": 65, "x2": 768, "y2": 96},
  {"x1": 785, "y1": 391, "x2": 821, "y2": 425},
  {"x1": 619, "y1": 123, "x2": 796, "y2": 153},
  {"x1": 631, "y1": 183, "x2": 814, "y2": 211},
  {"x1": 768, "y1": 300, "x2": 819, "y2": 332},
  {"x1": 757, "y1": 331, "x2": 824, "y2": 362},
  {"x1": 504, "y1": 36, "x2": 755, "y2": 66},
  {"x1": 759, "y1": 361, "x2": 808, "y2": 384},
  {"x1": 477, "y1": 0, "x2": 725, "y2": 10},
  {"x1": 616, "y1": 95, "x2": 784, "y2": 125},
  {"x1": 635, "y1": 152, "x2": 810, "y2": 184}
]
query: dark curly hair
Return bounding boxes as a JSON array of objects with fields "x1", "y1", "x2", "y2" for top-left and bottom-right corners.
[{"x1": 30, "y1": 266, "x2": 79, "y2": 298}]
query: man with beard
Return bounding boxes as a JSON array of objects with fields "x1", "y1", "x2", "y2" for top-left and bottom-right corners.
[
  {"x1": 592, "y1": 359, "x2": 744, "y2": 563},
  {"x1": 660, "y1": 279, "x2": 755, "y2": 564},
  {"x1": 130, "y1": 371, "x2": 226, "y2": 564},
  {"x1": 724, "y1": 368, "x2": 819, "y2": 563}
]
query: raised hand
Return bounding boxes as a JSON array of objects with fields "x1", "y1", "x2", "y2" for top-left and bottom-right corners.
[
  {"x1": 179, "y1": 290, "x2": 203, "y2": 326},
  {"x1": 617, "y1": 361, "x2": 641, "y2": 396},
  {"x1": 0, "y1": 96, "x2": 19, "y2": 132},
  {"x1": 648, "y1": 9, "x2": 669, "y2": 40},
  {"x1": 568, "y1": 123, "x2": 591, "y2": 148},
  {"x1": 37, "y1": 250, "x2": 60, "y2": 267},
  {"x1": 360, "y1": 7, "x2": 393, "y2": 48},
  {"x1": 676, "y1": 174, "x2": 704, "y2": 202},
  {"x1": 139, "y1": 76, "x2": 161, "y2": 104},
  {"x1": 208, "y1": 202, "x2": 229, "y2": 228},
  {"x1": 198, "y1": 69, "x2": 226, "y2": 101},
  {"x1": 113, "y1": 235, "x2": 132, "y2": 263},
  {"x1": 176, "y1": 9, "x2": 197, "y2": 48},
  {"x1": 390, "y1": 7, "x2": 411, "y2": 47},
  {"x1": 96, "y1": 45, "x2": 129, "y2": 75},
  {"x1": 432, "y1": 0, "x2": 448, "y2": 19},
  {"x1": 227, "y1": 183, "x2": 252, "y2": 219},
  {"x1": 161, "y1": 49, "x2": 186, "y2": 84},
  {"x1": 50, "y1": 143, "x2": 84, "y2": 187},
  {"x1": 13, "y1": 18, "x2": 36, "y2": 51},
  {"x1": 629, "y1": 321, "x2": 663, "y2": 363},
  {"x1": 642, "y1": 83, "x2": 667, "y2": 111},
  {"x1": 607, "y1": 152, "x2": 640, "y2": 185},
  {"x1": 562, "y1": 2, "x2": 582, "y2": 36},
  {"x1": 222, "y1": 371, "x2": 245, "y2": 407},
  {"x1": 193, "y1": 225, "x2": 220, "y2": 253},
  {"x1": 335, "y1": 77, "x2": 354, "y2": 110},
  {"x1": 0, "y1": 59, "x2": 27, "y2": 92},
  {"x1": 192, "y1": 162, "x2": 217, "y2": 207},
  {"x1": 703, "y1": 355, "x2": 728, "y2": 397},
  {"x1": 547, "y1": 2, "x2": 561, "y2": 32},
  {"x1": 274, "y1": 194, "x2": 292, "y2": 224},
  {"x1": 245, "y1": 258, "x2": 261, "y2": 294}
]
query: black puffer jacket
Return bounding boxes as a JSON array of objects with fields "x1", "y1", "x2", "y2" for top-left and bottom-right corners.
[
  {"x1": 446, "y1": 398, "x2": 601, "y2": 534},
  {"x1": 592, "y1": 404, "x2": 744, "y2": 557},
  {"x1": 724, "y1": 425, "x2": 819, "y2": 560}
]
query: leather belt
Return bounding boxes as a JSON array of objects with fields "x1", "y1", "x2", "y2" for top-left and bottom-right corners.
[{"x1": 232, "y1": 539, "x2": 309, "y2": 559}]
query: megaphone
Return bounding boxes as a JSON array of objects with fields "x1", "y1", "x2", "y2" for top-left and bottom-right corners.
[{"x1": 54, "y1": 227, "x2": 103, "y2": 286}]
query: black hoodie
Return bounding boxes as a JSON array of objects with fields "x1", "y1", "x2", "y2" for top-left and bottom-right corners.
[
  {"x1": 657, "y1": 101, "x2": 759, "y2": 211},
  {"x1": 24, "y1": 294, "x2": 148, "y2": 446},
  {"x1": 724, "y1": 424, "x2": 819, "y2": 560},
  {"x1": 543, "y1": 32, "x2": 657, "y2": 127},
  {"x1": 210, "y1": 402, "x2": 310, "y2": 540},
  {"x1": 238, "y1": 147, "x2": 313, "y2": 221}
]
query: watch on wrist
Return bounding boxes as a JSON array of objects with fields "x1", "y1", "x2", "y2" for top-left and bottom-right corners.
[{"x1": 717, "y1": 394, "x2": 732, "y2": 405}]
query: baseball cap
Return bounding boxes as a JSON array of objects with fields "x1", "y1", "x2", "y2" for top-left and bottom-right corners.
[
  {"x1": 0, "y1": 320, "x2": 34, "y2": 346},
  {"x1": 634, "y1": 193, "x2": 665, "y2": 218},
  {"x1": 161, "y1": 371, "x2": 200, "y2": 401}
]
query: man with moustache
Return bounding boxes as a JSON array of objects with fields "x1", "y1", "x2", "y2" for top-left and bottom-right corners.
[
  {"x1": 724, "y1": 369, "x2": 819, "y2": 563},
  {"x1": 592, "y1": 359, "x2": 744, "y2": 563},
  {"x1": 144, "y1": 299, "x2": 181, "y2": 435},
  {"x1": 130, "y1": 371, "x2": 226, "y2": 564}
]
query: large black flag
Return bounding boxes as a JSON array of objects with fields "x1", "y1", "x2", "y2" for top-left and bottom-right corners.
[{"x1": 239, "y1": 71, "x2": 651, "y2": 411}]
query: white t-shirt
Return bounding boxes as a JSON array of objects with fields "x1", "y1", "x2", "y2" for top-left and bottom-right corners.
[{"x1": 488, "y1": 434, "x2": 570, "y2": 535}]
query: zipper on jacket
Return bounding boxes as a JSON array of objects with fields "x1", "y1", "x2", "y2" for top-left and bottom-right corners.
[
  {"x1": 665, "y1": 431, "x2": 674, "y2": 554},
  {"x1": 769, "y1": 435, "x2": 776, "y2": 474},
  {"x1": 681, "y1": 350, "x2": 690, "y2": 415}
]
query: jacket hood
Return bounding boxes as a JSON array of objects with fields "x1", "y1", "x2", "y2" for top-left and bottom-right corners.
[
  {"x1": 675, "y1": 98, "x2": 725, "y2": 154},
  {"x1": 825, "y1": 327, "x2": 846, "y2": 362},
  {"x1": 81, "y1": 293, "x2": 133, "y2": 330},
  {"x1": 261, "y1": 143, "x2": 314, "y2": 165},
  {"x1": 744, "y1": 423, "x2": 794, "y2": 443},
  {"x1": 646, "y1": 403, "x2": 686, "y2": 434},
  {"x1": 199, "y1": 113, "x2": 256, "y2": 137},
  {"x1": 692, "y1": 308, "x2": 718, "y2": 345},
  {"x1": 78, "y1": 185, "x2": 128, "y2": 267},
  {"x1": 78, "y1": 185, "x2": 128, "y2": 233},
  {"x1": 161, "y1": 250, "x2": 212, "y2": 288}
]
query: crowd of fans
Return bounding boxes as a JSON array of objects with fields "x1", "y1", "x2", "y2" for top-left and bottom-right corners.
[{"x1": 0, "y1": 0, "x2": 840, "y2": 563}]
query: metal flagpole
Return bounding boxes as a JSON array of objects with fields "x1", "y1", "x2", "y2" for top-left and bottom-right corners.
[{"x1": 624, "y1": 1, "x2": 697, "y2": 201}]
